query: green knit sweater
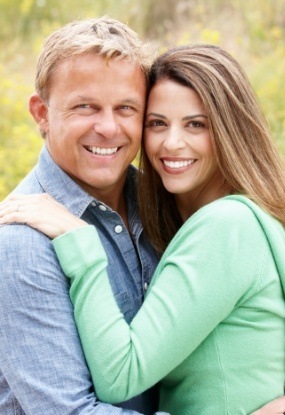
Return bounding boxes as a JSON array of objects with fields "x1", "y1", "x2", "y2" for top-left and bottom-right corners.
[{"x1": 53, "y1": 195, "x2": 285, "y2": 414}]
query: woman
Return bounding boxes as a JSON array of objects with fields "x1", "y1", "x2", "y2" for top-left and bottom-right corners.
[{"x1": 1, "y1": 44, "x2": 285, "y2": 414}]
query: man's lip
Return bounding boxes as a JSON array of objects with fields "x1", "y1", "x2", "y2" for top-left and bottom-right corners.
[{"x1": 84, "y1": 145, "x2": 120, "y2": 156}]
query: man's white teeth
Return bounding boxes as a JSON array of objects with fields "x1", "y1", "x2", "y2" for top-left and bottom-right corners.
[
  {"x1": 163, "y1": 159, "x2": 195, "y2": 169},
  {"x1": 88, "y1": 146, "x2": 118, "y2": 155}
]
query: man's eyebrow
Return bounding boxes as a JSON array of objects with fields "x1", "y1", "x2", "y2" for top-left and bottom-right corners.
[
  {"x1": 75, "y1": 95, "x2": 94, "y2": 101},
  {"x1": 121, "y1": 98, "x2": 144, "y2": 107},
  {"x1": 74, "y1": 96, "x2": 143, "y2": 107}
]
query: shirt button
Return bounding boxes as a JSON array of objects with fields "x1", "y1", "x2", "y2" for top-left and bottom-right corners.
[
  {"x1": 114, "y1": 225, "x2": 123, "y2": 234},
  {"x1": 99, "y1": 205, "x2": 107, "y2": 211},
  {"x1": 91, "y1": 201, "x2": 96, "y2": 207},
  {"x1": 144, "y1": 282, "x2": 148, "y2": 291}
]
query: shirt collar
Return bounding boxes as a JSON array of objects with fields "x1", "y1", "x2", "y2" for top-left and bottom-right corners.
[{"x1": 35, "y1": 146, "x2": 139, "y2": 219}]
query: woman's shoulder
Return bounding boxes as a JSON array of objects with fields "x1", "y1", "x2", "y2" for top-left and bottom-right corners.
[
  {"x1": 171, "y1": 194, "x2": 284, "y2": 255},
  {"x1": 162, "y1": 195, "x2": 271, "y2": 271},
  {"x1": 188, "y1": 195, "x2": 263, "y2": 229},
  {"x1": 168, "y1": 194, "x2": 282, "y2": 253}
]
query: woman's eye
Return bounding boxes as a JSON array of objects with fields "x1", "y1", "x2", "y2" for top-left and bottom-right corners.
[
  {"x1": 145, "y1": 120, "x2": 166, "y2": 128},
  {"x1": 189, "y1": 121, "x2": 205, "y2": 128}
]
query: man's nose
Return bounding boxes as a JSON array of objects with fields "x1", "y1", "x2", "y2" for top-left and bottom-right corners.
[{"x1": 93, "y1": 111, "x2": 119, "y2": 138}]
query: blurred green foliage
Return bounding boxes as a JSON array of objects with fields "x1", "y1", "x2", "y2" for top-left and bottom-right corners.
[
  {"x1": 0, "y1": 64, "x2": 42, "y2": 197},
  {"x1": 0, "y1": 0, "x2": 284, "y2": 198}
]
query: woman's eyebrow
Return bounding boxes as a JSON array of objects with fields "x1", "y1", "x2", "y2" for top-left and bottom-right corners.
[
  {"x1": 145, "y1": 112, "x2": 167, "y2": 119},
  {"x1": 182, "y1": 114, "x2": 208, "y2": 121}
]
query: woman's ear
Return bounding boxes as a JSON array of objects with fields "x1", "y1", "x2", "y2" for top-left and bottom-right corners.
[{"x1": 29, "y1": 93, "x2": 49, "y2": 138}]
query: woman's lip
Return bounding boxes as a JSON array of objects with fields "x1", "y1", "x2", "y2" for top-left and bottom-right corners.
[{"x1": 161, "y1": 158, "x2": 197, "y2": 169}]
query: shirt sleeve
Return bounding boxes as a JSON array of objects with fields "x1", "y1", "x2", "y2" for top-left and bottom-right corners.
[
  {"x1": 0, "y1": 224, "x2": 150, "y2": 415},
  {"x1": 53, "y1": 199, "x2": 268, "y2": 404}
]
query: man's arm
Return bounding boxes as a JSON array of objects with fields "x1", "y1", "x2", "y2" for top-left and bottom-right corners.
[{"x1": 0, "y1": 224, "x2": 152, "y2": 415}]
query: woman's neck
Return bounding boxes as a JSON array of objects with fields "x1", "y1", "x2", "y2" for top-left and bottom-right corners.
[{"x1": 175, "y1": 177, "x2": 232, "y2": 222}]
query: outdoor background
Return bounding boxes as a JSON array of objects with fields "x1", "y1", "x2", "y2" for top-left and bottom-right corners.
[{"x1": 1, "y1": 0, "x2": 284, "y2": 199}]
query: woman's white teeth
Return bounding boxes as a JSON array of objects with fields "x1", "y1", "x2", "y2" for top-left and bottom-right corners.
[
  {"x1": 163, "y1": 159, "x2": 195, "y2": 168},
  {"x1": 88, "y1": 146, "x2": 118, "y2": 155}
]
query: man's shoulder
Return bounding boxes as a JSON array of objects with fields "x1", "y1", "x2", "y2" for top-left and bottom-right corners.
[
  {"x1": 11, "y1": 146, "x2": 48, "y2": 195},
  {"x1": 0, "y1": 224, "x2": 68, "y2": 296},
  {"x1": 0, "y1": 223, "x2": 51, "y2": 251},
  {"x1": 0, "y1": 224, "x2": 60, "y2": 284},
  {"x1": 13, "y1": 167, "x2": 44, "y2": 195},
  {"x1": 11, "y1": 147, "x2": 92, "y2": 216}
]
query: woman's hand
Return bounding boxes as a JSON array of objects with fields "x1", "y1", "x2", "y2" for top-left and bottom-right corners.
[
  {"x1": 250, "y1": 396, "x2": 285, "y2": 415},
  {"x1": 0, "y1": 193, "x2": 87, "y2": 239}
]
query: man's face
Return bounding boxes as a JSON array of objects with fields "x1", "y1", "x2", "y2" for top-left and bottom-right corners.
[{"x1": 32, "y1": 54, "x2": 146, "y2": 200}]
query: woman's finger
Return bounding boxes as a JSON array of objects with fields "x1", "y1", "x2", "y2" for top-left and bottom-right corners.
[
  {"x1": 0, "y1": 193, "x2": 87, "y2": 238},
  {"x1": 0, "y1": 201, "x2": 22, "y2": 216}
]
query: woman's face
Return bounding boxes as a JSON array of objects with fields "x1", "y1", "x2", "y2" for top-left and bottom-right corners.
[{"x1": 144, "y1": 79, "x2": 225, "y2": 215}]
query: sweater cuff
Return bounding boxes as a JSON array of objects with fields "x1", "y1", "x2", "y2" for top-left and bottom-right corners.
[{"x1": 52, "y1": 225, "x2": 107, "y2": 280}]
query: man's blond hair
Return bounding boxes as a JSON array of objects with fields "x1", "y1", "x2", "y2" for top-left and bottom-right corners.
[{"x1": 35, "y1": 17, "x2": 151, "y2": 101}]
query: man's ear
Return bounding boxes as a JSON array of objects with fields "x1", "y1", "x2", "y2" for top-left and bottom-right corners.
[{"x1": 29, "y1": 93, "x2": 49, "y2": 137}]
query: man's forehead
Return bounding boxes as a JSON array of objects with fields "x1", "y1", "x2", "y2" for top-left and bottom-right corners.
[
  {"x1": 50, "y1": 53, "x2": 147, "y2": 100},
  {"x1": 56, "y1": 52, "x2": 144, "y2": 73}
]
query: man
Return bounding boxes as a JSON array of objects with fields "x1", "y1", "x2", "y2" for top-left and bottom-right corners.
[
  {"x1": 0, "y1": 17, "x2": 163, "y2": 415},
  {"x1": 0, "y1": 17, "x2": 283, "y2": 415}
]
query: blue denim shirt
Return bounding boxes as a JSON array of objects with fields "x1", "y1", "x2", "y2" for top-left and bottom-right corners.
[{"x1": 0, "y1": 146, "x2": 166, "y2": 415}]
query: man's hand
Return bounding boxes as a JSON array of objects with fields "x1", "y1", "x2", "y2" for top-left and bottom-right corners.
[{"x1": 251, "y1": 396, "x2": 285, "y2": 415}]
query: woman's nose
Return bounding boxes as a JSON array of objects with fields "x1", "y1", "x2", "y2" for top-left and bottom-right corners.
[{"x1": 163, "y1": 127, "x2": 185, "y2": 151}]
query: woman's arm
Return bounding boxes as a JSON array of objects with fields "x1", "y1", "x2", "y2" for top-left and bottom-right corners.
[
  {"x1": 1, "y1": 195, "x2": 283, "y2": 412},
  {"x1": 53, "y1": 199, "x2": 269, "y2": 404}
]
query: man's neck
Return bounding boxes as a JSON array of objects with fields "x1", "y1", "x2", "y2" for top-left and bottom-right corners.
[
  {"x1": 102, "y1": 192, "x2": 129, "y2": 229},
  {"x1": 90, "y1": 187, "x2": 129, "y2": 229}
]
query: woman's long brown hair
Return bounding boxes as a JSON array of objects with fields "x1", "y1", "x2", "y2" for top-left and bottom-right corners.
[{"x1": 138, "y1": 44, "x2": 285, "y2": 253}]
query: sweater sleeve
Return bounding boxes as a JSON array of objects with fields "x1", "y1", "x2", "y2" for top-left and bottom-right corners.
[{"x1": 52, "y1": 199, "x2": 269, "y2": 404}]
